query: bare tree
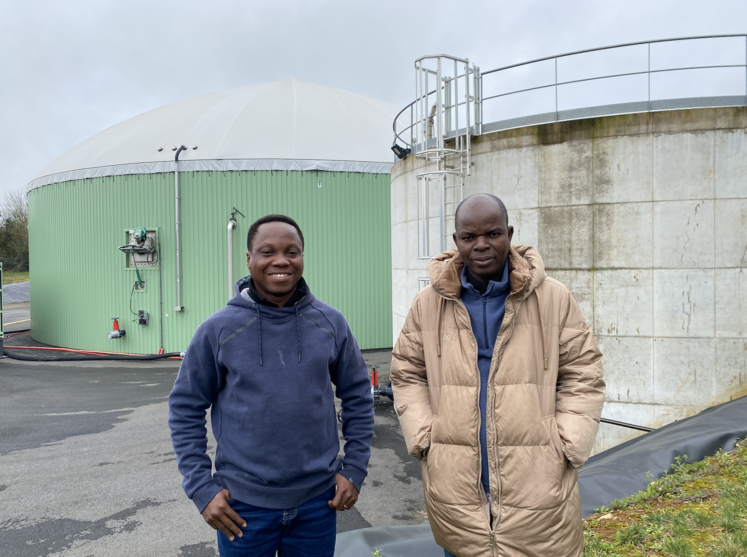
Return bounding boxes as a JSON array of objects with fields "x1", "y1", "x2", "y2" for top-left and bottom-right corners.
[{"x1": 0, "y1": 188, "x2": 29, "y2": 271}]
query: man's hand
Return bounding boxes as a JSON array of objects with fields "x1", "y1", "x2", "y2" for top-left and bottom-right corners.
[
  {"x1": 201, "y1": 489, "x2": 247, "y2": 541},
  {"x1": 328, "y1": 473, "x2": 359, "y2": 511}
]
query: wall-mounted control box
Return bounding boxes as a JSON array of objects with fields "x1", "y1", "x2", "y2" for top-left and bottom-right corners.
[{"x1": 122, "y1": 229, "x2": 158, "y2": 268}]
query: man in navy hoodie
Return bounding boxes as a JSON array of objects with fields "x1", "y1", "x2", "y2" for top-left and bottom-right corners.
[{"x1": 169, "y1": 214, "x2": 375, "y2": 557}]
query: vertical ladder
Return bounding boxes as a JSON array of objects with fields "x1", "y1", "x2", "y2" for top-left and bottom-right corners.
[{"x1": 414, "y1": 55, "x2": 480, "y2": 259}]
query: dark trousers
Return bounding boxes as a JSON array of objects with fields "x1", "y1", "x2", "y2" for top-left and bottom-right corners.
[{"x1": 217, "y1": 487, "x2": 336, "y2": 557}]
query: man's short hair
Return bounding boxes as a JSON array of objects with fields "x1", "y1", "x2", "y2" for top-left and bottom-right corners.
[
  {"x1": 247, "y1": 214, "x2": 305, "y2": 252},
  {"x1": 454, "y1": 193, "x2": 509, "y2": 230}
]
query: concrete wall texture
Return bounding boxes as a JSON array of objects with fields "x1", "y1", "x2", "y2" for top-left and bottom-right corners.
[{"x1": 391, "y1": 107, "x2": 747, "y2": 454}]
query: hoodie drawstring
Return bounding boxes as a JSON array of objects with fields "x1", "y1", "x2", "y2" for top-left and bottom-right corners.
[
  {"x1": 256, "y1": 305, "x2": 264, "y2": 366},
  {"x1": 296, "y1": 306, "x2": 302, "y2": 363},
  {"x1": 534, "y1": 290, "x2": 548, "y2": 370},
  {"x1": 436, "y1": 297, "x2": 445, "y2": 357}
]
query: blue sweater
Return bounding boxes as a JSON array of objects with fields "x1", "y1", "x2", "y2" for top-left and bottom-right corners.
[
  {"x1": 460, "y1": 261, "x2": 510, "y2": 498},
  {"x1": 168, "y1": 277, "x2": 374, "y2": 512}
]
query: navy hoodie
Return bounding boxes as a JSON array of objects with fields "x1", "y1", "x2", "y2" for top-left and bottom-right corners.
[{"x1": 168, "y1": 277, "x2": 375, "y2": 512}]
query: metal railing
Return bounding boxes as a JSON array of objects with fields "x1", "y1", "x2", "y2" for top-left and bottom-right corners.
[{"x1": 394, "y1": 34, "x2": 747, "y2": 150}]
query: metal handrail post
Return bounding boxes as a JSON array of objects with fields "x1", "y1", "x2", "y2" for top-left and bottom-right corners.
[
  {"x1": 479, "y1": 67, "x2": 484, "y2": 135},
  {"x1": 436, "y1": 58, "x2": 445, "y2": 252},
  {"x1": 454, "y1": 59, "x2": 459, "y2": 138},
  {"x1": 436, "y1": 58, "x2": 443, "y2": 151},
  {"x1": 424, "y1": 178, "x2": 429, "y2": 256},
  {"x1": 648, "y1": 42, "x2": 651, "y2": 111},
  {"x1": 554, "y1": 57, "x2": 559, "y2": 121},
  {"x1": 444, "y1": 79, "x2": 451, "y2": 135},
  {"x1": 414, "y1": 60, "x2": 418, "y2": 146},
  {"x1": 418, "y1": 60, "x2": 423, "y2": 146},
  {"x1": 465, "y1": 60, "x2": 471, "y2": 174},
  {"x1": 474, "y1": 66, "x2": 482, "y2": 138}
]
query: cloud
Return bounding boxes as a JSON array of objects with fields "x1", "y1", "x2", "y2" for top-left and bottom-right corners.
[{"x1": 1, "y1": 0, "x2": 745, "y2": 195}]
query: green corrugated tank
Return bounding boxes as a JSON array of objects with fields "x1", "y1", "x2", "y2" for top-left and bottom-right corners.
[{"x1": 28, "y1": 79, "x2": 396, "y2": 352}]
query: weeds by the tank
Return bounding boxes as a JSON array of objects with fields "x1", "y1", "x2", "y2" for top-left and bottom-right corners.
[{"x1": 583, "y1": 439, "x2": 747, "y2": 556}]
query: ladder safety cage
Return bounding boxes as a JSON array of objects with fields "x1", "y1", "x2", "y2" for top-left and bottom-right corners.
[{"x1": 413, "y1": 55, "x2": 480, "y2": 259}]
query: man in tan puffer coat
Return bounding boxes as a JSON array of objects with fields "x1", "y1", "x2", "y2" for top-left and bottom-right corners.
[{"x1": 391, "y1": 194, "x2": 605, "y2": 557}]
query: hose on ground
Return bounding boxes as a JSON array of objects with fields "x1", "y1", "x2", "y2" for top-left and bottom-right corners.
[
  {"x1": 3, "y1": 345, "x2": 183, "y2": 362},
  {"x1": 4, "y1": 350, "x2": 182, "y2": 362}
]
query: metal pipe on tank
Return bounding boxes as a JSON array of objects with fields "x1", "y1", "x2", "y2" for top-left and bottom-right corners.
[
  {"x1": 227, "y1": 217, "x2": 237, "y2": 301},
  {"x1": 174, "y1": 145, "x2": 187, "y2": 312}
]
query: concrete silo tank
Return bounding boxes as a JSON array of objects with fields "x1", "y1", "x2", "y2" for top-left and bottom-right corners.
[
  {"x1": 29, "y1": 79, "x2": 396, "y2": 352},
  {"x1": 391, "y1": 41, "x2": 747, "y2": 453}
]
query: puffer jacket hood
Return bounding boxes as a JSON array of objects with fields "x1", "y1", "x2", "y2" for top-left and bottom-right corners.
[
  {"x1": 391, "y1": 245, "x2": 605, "y2": 557},
  {"x1": 428, "y1": 246, "x2": 551, "y2": 370}
]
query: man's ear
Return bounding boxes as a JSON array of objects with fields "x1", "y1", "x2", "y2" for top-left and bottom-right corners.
[
  {"x1": 507, "y1": 226, "x2": 514, "y2": 243},
  {"x1": 246, "y1": 252, "x2": 251, "y2": 269}
]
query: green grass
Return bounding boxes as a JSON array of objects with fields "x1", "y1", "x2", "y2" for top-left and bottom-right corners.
[
  {"x1": 2, "y1": 271, "x2": 28, "y2": 285},
  {"x1": 584, "y1": 440, "x2": 747, "y2": 556}
]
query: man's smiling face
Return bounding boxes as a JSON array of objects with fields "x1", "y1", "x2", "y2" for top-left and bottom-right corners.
[{"x1": 246, "y1": 221, "x2": 304, "y2": 304}]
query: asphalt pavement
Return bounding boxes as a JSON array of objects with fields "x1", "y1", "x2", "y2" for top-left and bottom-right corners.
[
  {"x1": 0, "y1": 328, "x2": 425, "y2": 556},
  {"x1": 3, "y1": 301, "x2": 30, "y2": 333}
]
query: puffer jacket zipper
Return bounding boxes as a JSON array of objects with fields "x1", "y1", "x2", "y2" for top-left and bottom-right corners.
[
  {"x1": 454, "y1": 298, "x2": 497, "y2": 556},
  {"x1": 488, "y1": 286, "x2": 527, "y2": 541},
  {"x1": 481, "y1": 296, "x2": 499, "y2": 556}
]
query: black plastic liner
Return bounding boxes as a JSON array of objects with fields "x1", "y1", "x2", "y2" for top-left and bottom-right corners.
[
  {"x1": 578, "y1": 394, "x2": 747, "y2": 517},
  {"x1": 334, "y1": 395, "x2": 747, "y2": 556}
]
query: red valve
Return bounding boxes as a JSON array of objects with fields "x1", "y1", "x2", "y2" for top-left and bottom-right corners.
[{"x1": 108, "y1": 318, "x2": 126, "y2": 339}]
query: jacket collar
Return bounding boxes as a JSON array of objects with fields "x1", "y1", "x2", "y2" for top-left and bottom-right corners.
[
  {"x1": 460, "y1": 259, "x2": 510, "y2": 298},
  {"x1": 428, "y1": 245, "x2": 546, "y2": 301}
]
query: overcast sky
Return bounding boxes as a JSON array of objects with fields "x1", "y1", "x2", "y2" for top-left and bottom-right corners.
[{"x1": 1, "y1": 0, "x2": 746, "y2": 198}]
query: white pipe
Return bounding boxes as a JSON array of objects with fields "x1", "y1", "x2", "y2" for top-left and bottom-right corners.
[
  {"x1": 174, "y1": 145, "x2": 187, "y2": 311},
  {"x1": 227, "y1": 219, "x2": 237, "y2": 301}
]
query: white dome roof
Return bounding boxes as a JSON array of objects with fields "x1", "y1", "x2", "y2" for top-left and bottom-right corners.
[{"x1": 32, "y1": 79, "x2": 398, "y2": 187}]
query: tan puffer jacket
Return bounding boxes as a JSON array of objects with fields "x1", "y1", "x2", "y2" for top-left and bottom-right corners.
[{"x1": 391, "y1": 246, "x2": 605, "y2": 557}]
